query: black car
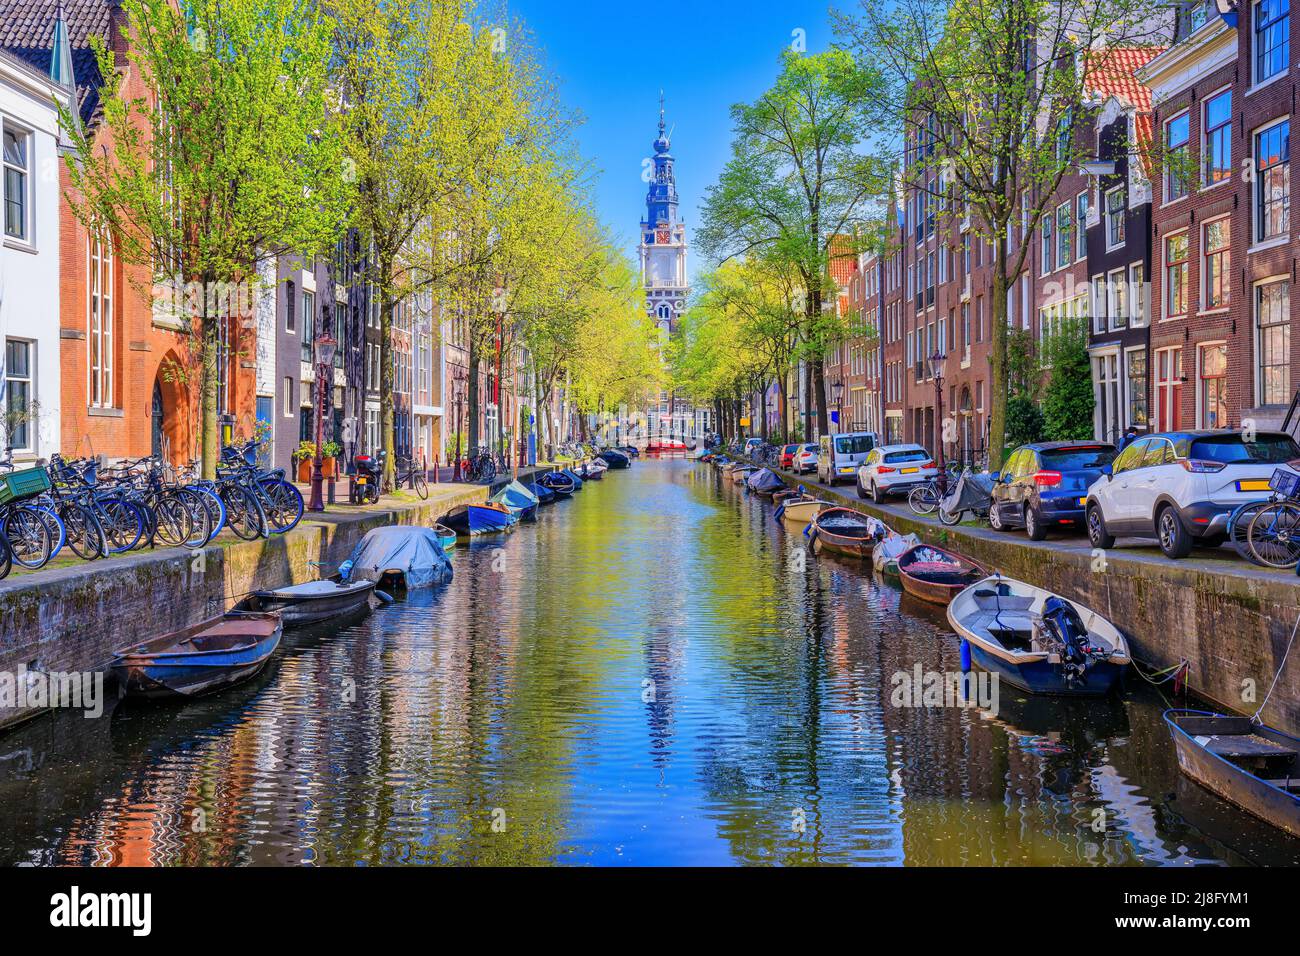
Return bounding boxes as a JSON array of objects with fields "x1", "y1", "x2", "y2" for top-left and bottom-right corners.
[{"x1": 989, "y1": 441, "x2": 1117, "y2": 540}]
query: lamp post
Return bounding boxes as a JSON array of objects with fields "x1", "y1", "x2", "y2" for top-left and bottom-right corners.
[
  {"x1": 309, "y1": 329, "x2": 338, "y2": 513},
  {"x1": 830, "y1": 379, "x2": 844, "y2": 433},
  {"x1": 929, "y1": 350, "x2": 947, "y2": 492}
]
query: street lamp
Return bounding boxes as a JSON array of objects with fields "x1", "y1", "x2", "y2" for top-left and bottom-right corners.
[
  {"x1": 929, "y1": 350, "x2": 947, "y2": 492},
  {"x1": 830, "y1": 379, "x2": 844, "y2": 433},
  {"x1": 309, "y1": 329, "x2": 338, "y2": 512}
]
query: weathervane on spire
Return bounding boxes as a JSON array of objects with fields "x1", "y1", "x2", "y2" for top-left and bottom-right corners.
[{"x1": 658, "y1": 90, "x2": 665, "y2": 137}]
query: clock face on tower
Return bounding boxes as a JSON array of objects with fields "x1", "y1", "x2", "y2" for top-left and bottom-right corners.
[{"x1": 656, "y1": 227, "x2": 671, "y2": 244}]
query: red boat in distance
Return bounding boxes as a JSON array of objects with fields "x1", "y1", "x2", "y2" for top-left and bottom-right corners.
[{"x1": 646, "y1": 439, "x2": 689, "y2": 454}]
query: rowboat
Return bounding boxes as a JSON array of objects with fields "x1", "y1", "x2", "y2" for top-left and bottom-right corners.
[
  {"x1": 897, "y1": 545, "x2": 987, "y2": 605},
  {"x1": 433, "y1": 522, "x2": 458, "y2": 550},
  {"x1": 538, "y1": 471, "x2": 577, "y2": 497},
  {"x1": 526, "y1": 481, "x2": 556, "y2": 504},
  {"x1": 772, "y1": 487, "x2": 803, "y2": 506},
  {"x1": 246, "y1": 577, "x2": 378, "y2": 626},
  {"x1": 730, "y1": 465, "x2": 758, "y2": 485},
  {"x1": 1165, "y1": 709, "x2": 1300, "y2": 837},
  {"x1": 112, "y1": 612, "x2": 283, "y2": 699},
  {"x1": 809, "y1": 507, "x2": 883, "y2": 558},
  {"x1": 491, "y1": 480, "x2": 540, "y2": 521},
  {"x1": 439, "y1": 502, "x2": 517, "y2": 536},
  {"x1": 777, "y1": 497, "x2": 828, "y2": 527},
  {"x1": 560, "y1": 467, "x2": 585, "y2": 490},
  {"x1": 946, "y1": 575, "x2": 1130, "y2": 696}
]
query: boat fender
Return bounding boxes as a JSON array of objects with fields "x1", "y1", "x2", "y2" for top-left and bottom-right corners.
[
  {"x1": 374, "y1": 589, "x2": 395, "y2": 603},
  {"x1": 960, "y1": 639, "x2": 972, "y2": 672}
]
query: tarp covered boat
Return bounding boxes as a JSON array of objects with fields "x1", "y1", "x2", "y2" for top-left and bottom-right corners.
[
  {"x1": 746, "y1": 468, "x2": 785, "y2": 496},
  {"x1": 491, "y1": 480, "x2": 540, "y2": 521},
  {"x1": 897, "y1": 545, "x2": 986, "y2": 605},
  {"x1": 560, "y1": 467, "x2": 585, "y2": 489},
  {"x1": 112, "y1": 612, "x2": 283, "y2": 699},
  {"x1": 344, "y1": 525, "x2": 454, "y2": 589},
  {"x1": 598, "y1": 449, "x2": 631, "y2": 468},
  {"x1": 1165, "y1": 709, "x2": 1300, "y2": 836},
  {"x1": 947, "y1": 574, "x2": 1130, "y2": 696},
  {"x1": 527, "y1": 481, "x2": 556, "y2": 504}
]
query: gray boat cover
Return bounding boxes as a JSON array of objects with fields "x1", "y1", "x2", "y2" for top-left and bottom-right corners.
[
  {"x1": 342, "y1": 526, "x2": 453, "y2": 589},
  {"x1": 746, "y1": 468, "x2": 785, "y2": 493}
]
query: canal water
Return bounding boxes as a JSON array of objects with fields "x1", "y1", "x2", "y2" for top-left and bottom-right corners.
[{"x1": 1, "y1": 458, "x2": 1297, "y2": 866}]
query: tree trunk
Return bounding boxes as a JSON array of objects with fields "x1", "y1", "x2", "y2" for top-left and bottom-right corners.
[
  {"x1": 810, "y1": 288, "x2": 829, "y2": 437},
  {"x1": 378, "y1": 275, "x2": 396, "y2": 492},
  {"x1": 988, "y1": 247, "x2": 1010, "y2": 471},
  {"x1": 199, "y1": 275, "x2": 219, "y2": 480},
  {"x1": 468, "y1": 311, "x2": 481, "y2": 458}
]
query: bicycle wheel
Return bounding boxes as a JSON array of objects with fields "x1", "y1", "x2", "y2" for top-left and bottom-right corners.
[
  {"x1": 32, "y1": 505, "x2": 66, "y2": 560},
  {"x1": 1229, "y1": 500, "x2": 1271, "y2": 564},
  {"x1": 221, "y1": 484, "x2": 266, "y2": 540},
  {"x1": 60, "y1": 501, "x2": 106, "y2": 559},
  {"x1": 1246, "y1": 502, "x2": 1300, "y2": 569},
  {"x1": 0, "y1": 527, "x2": 10, "y2": 579},
  {"x1": 908, "y1": 484, "x2": 940, "y2": 516},
  {"x1": 938, "y1": 507, "x2": 963, "y2": 527},
  {"x1": 190, "y1": 485, "x2": 227, "y2": 542},
  {"x1": 152, "y1": 493, "x2": 193, "y2": 548},
  {"x1": 259, "y1": 478, "x2": 303, "y2": 533},
  {"x1": 413, "y1": 468, "x2": 429, "y2": 500},
  {"x1": 3, "y1": 506, "x2": 52, "y2": 568},
  {"x1": 171, "y1": 488, "x2": 211, "y2": 547},
  {"x1": 97, "y1": 496, "x2": 146, "y2": 553}
]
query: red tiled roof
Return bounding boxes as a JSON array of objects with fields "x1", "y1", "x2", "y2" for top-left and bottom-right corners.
[
  {"x1": 828, "y1": 234, "x2": 858, "y2": 287},
  {"x1": 1084, "y1": 47, "x2": 1164, "y2": 112}
]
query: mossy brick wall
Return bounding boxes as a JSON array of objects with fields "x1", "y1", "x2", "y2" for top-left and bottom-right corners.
[
  {"x1": 0, "y1": 482, "x2": 490, "y2": 731},
  {"x1": 776, "y1": 471, "x2": 1300, "y2": 736}
]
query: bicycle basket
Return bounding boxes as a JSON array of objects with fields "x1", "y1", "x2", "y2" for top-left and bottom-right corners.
[
  {"x1": 0, "y1": 465, "x2": 52, "y2": 505},
  {"x1": 1269, "y1": 468, "x2": 1300, "y2": 497}
]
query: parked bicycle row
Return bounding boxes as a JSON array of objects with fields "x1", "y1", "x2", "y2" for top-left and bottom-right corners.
[
  {"x1": 0, "y1": 440, "x2": 305, "y2": 581},
  {"x1": 716, "y1": 427, "x2": 1300, "y2": 570}
]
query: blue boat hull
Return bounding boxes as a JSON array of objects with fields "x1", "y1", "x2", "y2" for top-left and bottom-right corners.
[
  {"x1": 967, "y1": 642, "x2": 1125, "y2": 697},
  {"x1": 526, "y1": 482, "x2": 556, "y2": 504},
  {"x1": 113, "y1": 613, "x2": 283, "y2": 699},
  {"x1": 441, "y1": 504, "x2": 516, "y2": 536}
]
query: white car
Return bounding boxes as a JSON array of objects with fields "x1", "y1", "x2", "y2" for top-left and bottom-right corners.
[
  {"x1": 793, "y1": 444, "x2": 819, "y2": 475},
  {"x1": 1085, "y1": 430, "x2": 1300, "y2": 559},
  {"x1": 818, "y1": 431, "x2": 879, "y2": 485},
  {"x1": 856, "y1": 444, "x2": 938, "y2": 503}
]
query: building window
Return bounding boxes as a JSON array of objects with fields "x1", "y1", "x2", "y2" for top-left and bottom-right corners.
[
  {"x1": 1257, "y1": 278, "x2": 1290, "y2": 405},
  {"x1": 283, "y1": 376, "x2": 293, "y2": 417},
  {"x1": 1075, "y1": 192, "x2": 1088, "y2": 260},
  {"x1": 1199, "y1": 343, "x2": 1228, "y2": 428},
  {"x1": 1255, "y1": 0, "x2": 1289, "y2": 85},
  {"x1": 285, "y1": 280, "x2": 296, "y2": 333},
  {"x1": 1107, "y1": 267, "x2": 1127, "y2": 329},
  {"x1": 1203, "y1": 90, "x2": 1232, "y2": 185},
  {"x1": 2, "y1": 125, "x2": 28, "y2": 241},
  {"x1": 1203, "y1": 218, "x2": 1230, "y2": 309},
  {"x1": 1129, "y1": 262, "x2": 1147, "y2": 327},
  {"x1": 301, "y1": 289, "x2": 315, "y2": 363},
  {"x1": 1055, "y1": 201, "x2": 1071, "y2": 270},
  {"x1": 1126, "y1": 348, "x2": 1149, "y2": 430},
  {"x1": 1040, "y1": 215, "x2": 1053, "y2": 275},
  {"x1": 1165, "y1": 111, "x2": 1190, "y2": 202},
  {"x1": 1105, "y1": 186, "x2": 1125, "y2": 248},
  {"x1": 1255, "y1": 119, "x2": 1289, "y2": 242},
  {"x1": 89, "y1": 231, "x2": 114, "y2": 408},
  {"x1": 1156, "y1": 347, "x2": 1182, "y2": 431},
  {"x1": 1164, "y1": 232, "x2": 1189, "y2": 319},
  {"x1": 3, "y1": 339, "x2": 32, "y2": 451}
]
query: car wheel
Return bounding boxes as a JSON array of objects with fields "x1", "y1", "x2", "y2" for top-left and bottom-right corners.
[
  {"x1": 1024, "y1": 505, "x2": 1048, "y2": 541},
  {"x1": 1157, "y1": 505, "x2": 1193, "y2": 559},
  {"x1": 989, "y1": 503, "x2": 1006, "y2": 532},
  {"x1": 1086, "y1": 504, "x2": 1115, "y2": 550},
  {"x1": 856, "y1": 477, "x2": 867, "y2": 499},
  {"x1": 871, "y1": 481, "x2": 884, "y2": 505}
]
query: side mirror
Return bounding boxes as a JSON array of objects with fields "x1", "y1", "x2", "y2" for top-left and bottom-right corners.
[
  {"x1": 989, "y1": 471, "x2": 1001, "y2": 483},
  {"x1": 1101, "y1": 464, "x2": 1113, "y2": 480}
]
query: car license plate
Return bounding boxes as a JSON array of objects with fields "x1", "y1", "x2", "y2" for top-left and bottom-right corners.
[
  {"x1": 357, "y1": 477, "x2": 367, "y2": 485},
  {"x1": 1237, "y1": 479, "x2": 1271, "y2": 492},
  {"x1": 1077, "y1": 497, "x2": 1087, "y2": 506},
  {"x1": 839, "y1": 467, "x2": 853, "y2": 473},
  {"x1": 901, "y1": 467, "x2": 918, "y2": 474}
]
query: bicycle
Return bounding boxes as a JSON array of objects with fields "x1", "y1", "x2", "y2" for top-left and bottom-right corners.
[
  {"x1": 907, "y1": 463, "x2": 963, "y2": 517},
  {"x1": 1244, "y1": 469, "x2": 1300, "y2": 568},
  {"x1": 218, "y1": 441, "x2": 304, "y2": 538},
  {"x1": 48, "y1": 454, "x2": 146, "y2": 555},
  {"x1": 394, "y1": 456, "x2": 429, "y2": 500},
  {"x1": 467, "y1": 447, "x2": 497, "y2": 483},
  {"x1": 0, "y1": 457, "x2": 54, "y2": 569}
]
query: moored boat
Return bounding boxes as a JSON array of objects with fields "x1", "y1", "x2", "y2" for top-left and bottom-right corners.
[
  {"x1": 439, "y1": 502, "x2": 517, "y2": 537},
  {"x1": 746, "y1": 467, "x2": 785, "y2": 497},
  {"x1": 809, "y1": 507, "x2": 883, "y2": 558},
  {"x1": 526, "y1": 481, "x2": 557, "y2": 504},
  {"x1": 730, "y1": 465, "x2": 758, "y2": 485},
  {"x1": 246, "y1": 578, "x2": 378, "y2": 626},
  {"x1": 491, "y1": 480, "x2": 541, "y2": 521},
  {"x1": 776, "y1": 497, "x2": 828, "y2": 527},
  {"x1": 873, "y1": 530, "x2": 919, "y2": 575},
  {"x1": 597, "y1": 448, "x2": 631, "y2": 469},
  {"x1": 538, "y1": 471, "x2": 577, "y2": 497},
  {"x1": 1165, "y1": 709, "x2": 1300, "y2": 837},
  {"x1": 112, "y1": 612, "x2": 283, "y2": 699},
  {"x1": 896, "y1": 545, "x2": 987, "y2": 606},
  {"x1": 560, "y1": 467, "x2": 585, "y2": 489},
  {"x1": 946, "y1": 574, "x2": 1130, "y2": 696},
  {"x1": 343, "y1": 525, "x2": 455, "y2": 588},
  {"x1": 433, "y1": 522, "x2": 458, "y2": 550}
]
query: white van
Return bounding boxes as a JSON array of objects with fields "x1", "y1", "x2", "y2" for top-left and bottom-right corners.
[{"x1": 818, "y1": 431, "x2": 880, "y2": 486}]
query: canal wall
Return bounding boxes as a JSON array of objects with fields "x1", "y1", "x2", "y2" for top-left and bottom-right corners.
[
  {"x1": 0, "y1": 467, "x2": 563, "y2": 731},
  {"x1": 771, "y1": 470, "x2": 1300, "y2": 736}
]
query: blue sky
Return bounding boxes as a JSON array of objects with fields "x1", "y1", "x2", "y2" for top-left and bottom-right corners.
[{"x1": 505, "y1": 0, "x2": 848, "y2": 282}]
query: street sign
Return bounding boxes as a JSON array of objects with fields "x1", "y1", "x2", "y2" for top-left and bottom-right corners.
[{"x1": 739, "y1": 417, "x2": 750, "y2": 426}]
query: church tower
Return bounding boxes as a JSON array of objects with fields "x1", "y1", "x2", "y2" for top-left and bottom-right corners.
[{"x1": 638, "y1": 94, "x2": 688, "y2": 338}]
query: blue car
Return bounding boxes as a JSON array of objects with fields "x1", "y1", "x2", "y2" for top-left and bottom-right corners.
[{"x1": 989, "y1": 441, "x2": 1117, "y2": 540}]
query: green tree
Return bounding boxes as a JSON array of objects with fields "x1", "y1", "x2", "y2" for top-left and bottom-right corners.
[
  {"x1": 1041, "y1": 317, "x2": 1095, "y2": 439},
  {"x1": 66, "y1": 0, "x2": 351, "y2": 476}
]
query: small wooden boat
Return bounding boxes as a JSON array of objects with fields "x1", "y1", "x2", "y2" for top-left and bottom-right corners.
[
  {"x1": 433, "y1": 522, "x2": 458, "y2": 550},
  {"x1": 772, "y1": 487, "x2": 803, "y2": 506},
  {"x1": 439, "y1": 502, "x2": 517, "y2": 536},
  {"x1": 538, "y1": 471, "x2": 577, "y2": 497},
  {"x1": 1165, "y1": 709, "x2": 1300, "y2": 837},
  {"x1": 730, "y1": 465, "x2": 758, "y2": 484},
  {"x1": 560, "y1": 467, "x2": 584, "y2": 490},
  {"x1": 777, "y1": 497, "x2": 828, "y2": 528},
  {"x1": 246, "y1": 578, "x2": 378, "y2": 626},
  {"x1": 946, "y1": 575, "x2": 1130, "y2": 696},
  {"x1": 491, "y1": 480, "x2": 540, "y2": 521},
  {"x1": 527, "y1": 481, "x2": 556, "y2": 504},
  {"x1": 809, "y1": 507, "x2": 882, "y2": 558},
  {"x1": 112, "y1": 612, "x2": 283, "y2": 699},
  {"x1": 897, "y1": 545, "x2": 987, "y2": 606}
]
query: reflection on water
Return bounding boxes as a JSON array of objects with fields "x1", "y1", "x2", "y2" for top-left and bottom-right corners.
[{"x1": 0, "y1": 458, "x2": 1297, "y2": 866}]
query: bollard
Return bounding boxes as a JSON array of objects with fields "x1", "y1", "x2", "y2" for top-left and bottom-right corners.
[{"x1": 327, "y1": 475, "x2": 336, "y2": 506}]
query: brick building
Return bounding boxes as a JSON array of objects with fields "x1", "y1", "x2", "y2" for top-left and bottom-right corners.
[{"x1": 1139, "y1": 0, "x2": 1295, "y2": 434}]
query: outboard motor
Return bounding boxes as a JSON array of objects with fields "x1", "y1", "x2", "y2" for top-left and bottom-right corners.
[{"x1": 1039, "y1": 595, "x2": 1097, "y2": 685}]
